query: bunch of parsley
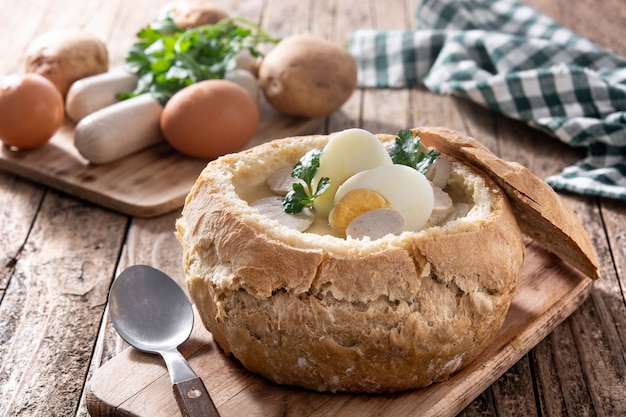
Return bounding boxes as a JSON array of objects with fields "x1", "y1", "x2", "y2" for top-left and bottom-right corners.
[{"x1": 119, "y1": 15, "x2": 278, "y2": 105}]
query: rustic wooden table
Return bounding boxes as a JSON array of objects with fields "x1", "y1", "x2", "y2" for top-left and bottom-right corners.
[{"x1": 1, "y1": 0, "x2": 624, "y2": 416}]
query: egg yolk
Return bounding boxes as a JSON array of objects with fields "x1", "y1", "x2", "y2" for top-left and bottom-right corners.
[{"x1": 329, "y1": 188, "x2": 390, "y2": 237}]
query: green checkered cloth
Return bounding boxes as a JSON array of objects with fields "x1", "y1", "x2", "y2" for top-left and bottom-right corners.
[{"x1": 349, "y1": 0, "x2": 626, "y2": 201}]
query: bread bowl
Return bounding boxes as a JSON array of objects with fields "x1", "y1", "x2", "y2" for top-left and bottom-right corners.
[{"x1": 175, "y1": 127, "x2": 597, "y2": 393}]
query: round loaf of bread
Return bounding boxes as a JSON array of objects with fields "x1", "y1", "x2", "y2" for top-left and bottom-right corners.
[{"x1": 176, "y1": 129, "x2": 525, "y2": 393}]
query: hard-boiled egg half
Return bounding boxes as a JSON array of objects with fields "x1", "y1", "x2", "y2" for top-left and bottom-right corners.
[
  {"x1": 312, "y1": 128, "x2": 392, "y2": 216},
  {"x1": 308, "y1": 128, "x2": 435, "y2": 238},
  {"x1": 330, "y1": 164, "x2": 434, "y2": 237}
]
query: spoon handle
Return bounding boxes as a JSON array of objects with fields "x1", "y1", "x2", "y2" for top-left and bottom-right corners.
[{"x1": 173, "y1": 377, "x2": 220, "y2": 417}]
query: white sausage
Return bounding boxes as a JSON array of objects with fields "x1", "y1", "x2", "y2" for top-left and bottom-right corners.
[
  {"x1": 266, "y1": 166, "x2": 303, "y2": 196},
  {"x1": 74, "y1": 93, "x2": 164, "y2": 164},
  {"x1": 425, "y1": 154, "x2": 451, "y2": 189},
  {"x1": 346, "y1": 208, "x2": 406, "y2": 240},
  {"x1": 424, "y1": 185, "x2": 455, "y2": 228},
  {"x1": 66, "y1": 69, "x2": 139, "y2": 122},
  {"x1": 251, "y1": 196, "x2": 314, "y2": 232}
]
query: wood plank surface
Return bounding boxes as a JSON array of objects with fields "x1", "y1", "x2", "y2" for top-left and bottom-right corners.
[
  {"x1": 0, "y1": 0, "x2": 624, "y2": 417},
  {"x1": 85, "y1": 242, "x2": 593, "y2": 417}
]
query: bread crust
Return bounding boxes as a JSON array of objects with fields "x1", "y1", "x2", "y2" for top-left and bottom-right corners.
[
  {"x1": 176, "y1": 132, "x2": 525, "y2": 393},
  {"x1": 417, "y1": 127, "x2": 599, "y2": 280}
]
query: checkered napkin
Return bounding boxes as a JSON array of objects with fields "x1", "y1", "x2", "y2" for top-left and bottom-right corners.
[{"x1": 349, "y1": 0, "x2": 626, "y2": 201}]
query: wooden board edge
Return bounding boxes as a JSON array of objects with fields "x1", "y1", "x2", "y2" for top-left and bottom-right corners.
[
  {"x1": 0, "y1": 158, "x2": 185, "y2": 217},
  {"x1": 421, "y1": 252, "x2": 595, "y2": 416}
]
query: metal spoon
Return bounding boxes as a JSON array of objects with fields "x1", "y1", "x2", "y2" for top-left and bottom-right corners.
[{"x1": 108, "y1": 264, "x2": 220, "y2": 417}]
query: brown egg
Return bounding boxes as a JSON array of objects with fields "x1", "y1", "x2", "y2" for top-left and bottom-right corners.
[
  {"x1": 161, "y1": 80, "x2": 260, "y2": 159},
  {"x1": 0, "y1": 73, "x2": 64, "y2": 149}
]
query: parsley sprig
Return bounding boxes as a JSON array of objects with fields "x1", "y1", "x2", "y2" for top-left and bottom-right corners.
[
  {"x1": 283, "y1": 150, "x2": 330, "y2": 214},
  {"x1": 119, "y1": 15, "x2": 279, "y2": 105},
  {"x1": 389, "y1": 129, "x2": 440, "y2": 174}
]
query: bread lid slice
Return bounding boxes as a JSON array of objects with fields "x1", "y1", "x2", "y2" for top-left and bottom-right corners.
[{"x1": 416, "y1": 126, "x2": 600, "y2": 280}]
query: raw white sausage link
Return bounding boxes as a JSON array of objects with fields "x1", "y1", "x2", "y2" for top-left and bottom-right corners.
[
  {"x1": 65, "y1": 69, "x2": 139, "y2": 122},
  {"x1": 74, "y1": 93, "x2": 164, "y2": 164}
]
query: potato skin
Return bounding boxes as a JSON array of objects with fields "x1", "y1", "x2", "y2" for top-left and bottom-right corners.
[
  {"x1": 258, "y1": 34, "x2": 357, "y2": 118},
  {"x1": 24, "y1": 29, "x2": 108, "y2": 99},
  {"x1": 159, "y1": 0, "x2": 229, "y2": 28}
]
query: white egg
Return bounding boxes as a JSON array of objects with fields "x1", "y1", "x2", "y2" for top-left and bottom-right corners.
[
  {"x1": 224, "y1": 69, "x2": 259, "y2": 98},
  {"x1": 334, "y1": 164, "x2": 434, "y2": 232},
  {"x1": 312, "y1": 128, "x2": 393, "y2": 216}
]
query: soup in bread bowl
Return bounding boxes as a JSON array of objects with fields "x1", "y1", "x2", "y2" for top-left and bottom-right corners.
[{"x1": 176, "y1": 126, "x2": 597, "y2": 393}]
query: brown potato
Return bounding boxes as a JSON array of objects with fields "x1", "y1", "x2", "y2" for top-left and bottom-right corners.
[
  {"x1": 159, "y1": 0, "x2": 229, "y2": 28},
  {"x1": 258, "y1": 34, "x2": 357, "y2": 118},
  {"x1": 24, "y1": 29, "x2": 108, "y2": 99}
]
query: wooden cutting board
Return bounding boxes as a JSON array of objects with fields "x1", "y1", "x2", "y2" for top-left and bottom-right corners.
[
  {"x1": 86, "y1": 241, "x2": 593, "y2": 417},
  {"x1": 0, "y1": 99, "x2": 322, "y2": 218}
]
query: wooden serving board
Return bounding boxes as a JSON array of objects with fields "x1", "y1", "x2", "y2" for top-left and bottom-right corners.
[
  {"x1": 86, "y1": 241, "x2": 594, "y2": 417},
  {"x1": 0, "y1": 99, "x2": 322, "y2": 218}
]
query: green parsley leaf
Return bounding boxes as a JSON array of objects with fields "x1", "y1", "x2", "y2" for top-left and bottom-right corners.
[
  {"x1": 389, "y1": 129, "x2": 440, "y2": 174},
  {"x1": 389, "y1": 129, "x2": 418, "y2": 167},
  {"x1": 414, "y1": 149, "x2": 441, "y2": 175},
  {"x1": 283, "y1": 149, "x2": 330, "y2": 214},
  {"x1": 119, "y1": 15, "x2": 279, "y2": 105}
]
